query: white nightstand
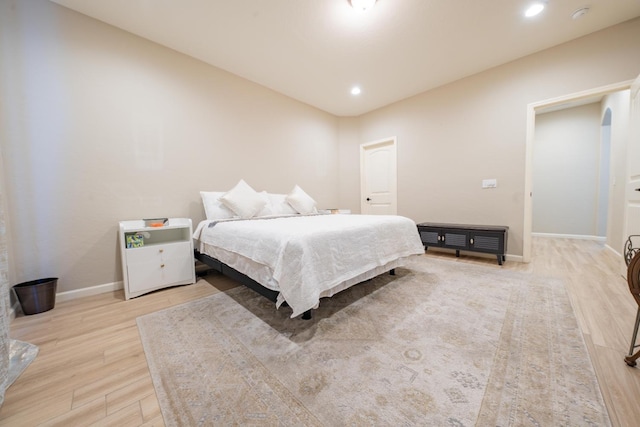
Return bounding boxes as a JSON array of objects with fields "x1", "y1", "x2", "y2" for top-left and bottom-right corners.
[{"x1": 118, "y1": 218, "x2": 196, "y2": 300}]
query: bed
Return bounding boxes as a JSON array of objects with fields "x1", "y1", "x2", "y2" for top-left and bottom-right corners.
[{"x1": 194, "y1": 180, "x2": 425, "y2": 318}]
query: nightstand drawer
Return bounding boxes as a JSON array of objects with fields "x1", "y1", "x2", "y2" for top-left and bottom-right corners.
[{"x1": 126, "y1": 242, "x2": 192, "y2": 293}]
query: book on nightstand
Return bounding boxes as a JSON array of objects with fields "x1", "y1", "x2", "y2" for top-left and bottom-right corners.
[{"x1": 125, "y1": 233, "x2": 144, "y2": 248}]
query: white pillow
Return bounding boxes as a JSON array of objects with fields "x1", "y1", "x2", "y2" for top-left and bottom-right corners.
[
  {"x1": 255, "y1": 191, "x2": 274, "y2": 217},
  {"x1": 285, "y1": 185, "x2": 317, "y2": 215},
  {"x1": 267, "y1": 193, "x2": 298, "y2": 215},
  {"x1": 200, "y1": 191, "x2": 237, "y2": 220},
  {"x1": 220, "y1": 179, "x2": 266, "y2": 219}
]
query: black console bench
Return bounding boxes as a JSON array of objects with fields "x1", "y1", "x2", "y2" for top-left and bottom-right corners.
[{"x1": 417, "y1": 222, "x2": 508, "y2": 265}]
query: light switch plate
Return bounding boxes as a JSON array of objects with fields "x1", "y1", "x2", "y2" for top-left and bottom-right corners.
[{"x1": 482, "y1": 179, "x2": 497, "y2": 188}]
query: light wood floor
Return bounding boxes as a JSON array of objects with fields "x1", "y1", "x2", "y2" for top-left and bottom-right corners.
[{"x1": 2, "y1": 237, "x2": 640, "y2": 426}]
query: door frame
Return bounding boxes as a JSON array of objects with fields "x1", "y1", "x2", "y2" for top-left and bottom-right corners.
[
  {"x1": 621, "y1": 74, "x2": 640, "y2": 276},
  {"x1": 523, "y1": 80, "x2": 634, "y2": 262},
  {"x1": 360, "y1": 136, "x2": 397, "y2": 215}
]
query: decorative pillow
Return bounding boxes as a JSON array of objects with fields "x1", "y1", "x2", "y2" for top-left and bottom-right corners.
[
  {"x1": 255, "y1": 191, "x2": 275, "y2": 217},
  {"x1": 199, "y1": 191, "x2": 237, "y2": 220},
  {"x1": 285, "y1": 185, "x2": 317, "y2": 215},
  {"x1": 267, "y1": 193, "x2": 298, "y2": 215},
  {"x1": 220, "y1": 179, "x2": 266, "y2": 219}
]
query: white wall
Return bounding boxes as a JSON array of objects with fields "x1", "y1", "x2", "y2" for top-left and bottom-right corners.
[
  {"x1": 532, "y1": 103, "x2": 602, "y2": 237},
  {"x1": 339, "y1": 18, "x2": 640, "y2": 258},
  {"x1": 0, "y1": 0, "x2": 339, "y2": 293}
]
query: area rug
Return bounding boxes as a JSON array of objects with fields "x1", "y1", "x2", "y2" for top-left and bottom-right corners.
[{"x1": 137, "y1": 257, "x2": 610, "y2": 426}]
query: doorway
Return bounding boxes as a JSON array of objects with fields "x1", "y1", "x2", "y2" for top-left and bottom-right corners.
[
  {"x1": 531, "y1": 103, "x2": 608, "y2": 240},
  {"x1": 523, "y1": 80, "x2": 634, "y2": 262}
]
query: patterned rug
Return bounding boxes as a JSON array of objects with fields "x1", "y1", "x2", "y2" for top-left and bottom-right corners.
[{"x1": 137, "y1": 257, "x2": 610, "y2": 426}]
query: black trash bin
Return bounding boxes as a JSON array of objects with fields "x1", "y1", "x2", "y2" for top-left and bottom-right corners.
[{"x1": 13, "y1": 278, "x2": 58, "y2": 315}]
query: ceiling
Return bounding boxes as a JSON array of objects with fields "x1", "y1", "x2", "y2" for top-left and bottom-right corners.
[{"x1": 50, "y1": 0, "x2": 640, "y2": 117}]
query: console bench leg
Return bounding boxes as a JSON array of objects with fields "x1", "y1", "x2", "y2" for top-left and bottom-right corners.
[{"x1": 497, "y1": 254, "x2": 503, "y2": 266}]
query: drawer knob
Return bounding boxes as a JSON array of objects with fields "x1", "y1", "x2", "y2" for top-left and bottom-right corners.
[
  {"x1": 470, "y1": 238, "x2": 474, "y2": 245},
  {"x1": 159, "y1": 249, "x2": 164, "y2": 253},
  {"x1": 160, "y1": 264, "x2": 165, "y2": 268}
]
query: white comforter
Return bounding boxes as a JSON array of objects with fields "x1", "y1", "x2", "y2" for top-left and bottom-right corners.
[{"x1": 194, "y1": 214, "x2": 424, "y2": 317}]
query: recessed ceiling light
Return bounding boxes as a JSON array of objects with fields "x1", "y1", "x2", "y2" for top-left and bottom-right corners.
[
  {"x1": 351, "y1": 86, "x2": 362, "y2": 95},
  {"x1": 525, "y1": 2, "x2": 545, "y2": 17},
  {"x1": 351, "y1": 0, "x2": 376, "y2": 12}
]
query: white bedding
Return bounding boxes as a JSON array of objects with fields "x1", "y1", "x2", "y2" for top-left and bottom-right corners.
[{"x1": 194, "y1": 214, "x2": 425, "y2": 317}]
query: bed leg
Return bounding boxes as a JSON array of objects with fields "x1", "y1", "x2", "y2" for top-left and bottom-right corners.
[
  {"x1": 302, "y1": 310, "x2": 312, "y2": 320},
  {"x1": 390, "y1": 269, "x2": 395, "y2": 276}
]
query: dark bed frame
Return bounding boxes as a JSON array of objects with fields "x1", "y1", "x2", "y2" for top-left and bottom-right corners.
[{"x1": 194, "y1": 249, "x2": 394, "y2": 320}]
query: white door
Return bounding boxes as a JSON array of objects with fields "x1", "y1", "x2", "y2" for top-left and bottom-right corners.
[
  {"x1": 623, "y1": 73, "x2": 640, "y2": 275},
  {"x1": 360, "y1": 137, "x2": 397, "y2": 215}
]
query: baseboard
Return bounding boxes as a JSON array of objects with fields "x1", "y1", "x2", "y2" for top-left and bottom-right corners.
[
  {"x1": 506, "y1": 254, "x2": 523, "y2": 263},
  {"x1": 604, "y1": 244, "x2": 622, "y2": 258},
  {"x1": 10, "y1": 281, "x2": 123, "y2": 321},
  {"x1": 55, "y1": 281, "x2": 123, "y2": 303},
  {"x1": 532, "y1": 232, "x2": 606, "y2": 242}
]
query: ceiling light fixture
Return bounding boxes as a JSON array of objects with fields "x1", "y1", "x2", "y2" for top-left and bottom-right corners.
[
  {"x1": 351, "y1": 86, "x2": 362, "y2": 95},
  {"x1": 571, "y1": 7, "x2": 589, "y2": 20},
  {"x1": 351, "y1": 0, "x2": 376, "y2": 12},
  {"x1": 525, "y1": 2, "x2": 546, "y2": 17}
]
